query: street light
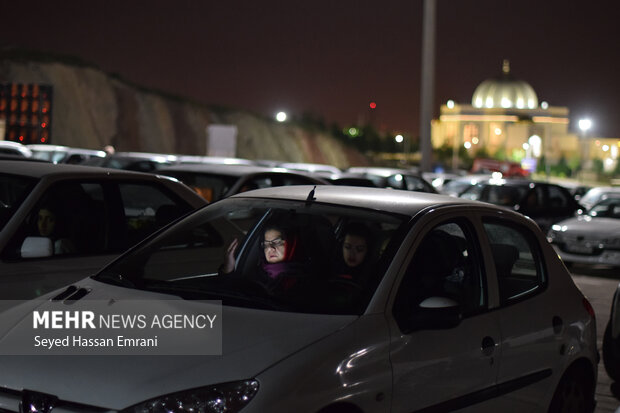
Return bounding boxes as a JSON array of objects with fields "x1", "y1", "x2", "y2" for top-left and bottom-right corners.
[
  {"x1": 578, "y1": 118, "x2": 593, "y2": 179},
  {"x1": 276, "y1": 111, "x2": 287, "y2": 122}
]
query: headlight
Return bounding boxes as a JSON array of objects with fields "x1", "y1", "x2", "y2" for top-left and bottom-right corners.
[{"x1": 124, "y1": 380, "x2": 259, "y2": 413}]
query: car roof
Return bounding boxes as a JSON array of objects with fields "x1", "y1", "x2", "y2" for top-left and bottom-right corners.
[
  {"x1": 0, "y1": 159, "x2": 171, "y2": 180},
  {"x1": 229, "y1": 184, "x2": 485, "y2": 216},
  {"x1": 159, "y1": 163, "x2": 302, "y2": 177}
]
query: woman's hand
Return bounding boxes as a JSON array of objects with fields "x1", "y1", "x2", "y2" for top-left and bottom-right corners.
[{"x1": 221, "y1": 238, "x2": 239, "y2": 274}]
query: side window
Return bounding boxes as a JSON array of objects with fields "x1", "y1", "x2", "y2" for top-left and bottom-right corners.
[
  {"x1": 119, "y1": 183, "x2": 193, "y2": 247},
  {"x1": 6, "y1": 182, "x2": 108, "y2": 259},
  {"x1": 482, "y1": 220, "x2": 545, "y2": 304},
  {"x1": 393, "y1": 221, "x2": 485, "y2": 332},
  {"x1": 547, "y1": 185, "x2": 569, "y2": 208}
]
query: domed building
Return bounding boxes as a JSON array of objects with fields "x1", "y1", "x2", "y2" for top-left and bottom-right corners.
[{"x1": 432, "y1": 60, "x2": 584, "y2": 172}]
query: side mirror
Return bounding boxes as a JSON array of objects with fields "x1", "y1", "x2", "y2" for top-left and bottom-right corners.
[
  {"x1": 409, "y1": 296, "x2": 462, "y2": 331},
  {"x1": 21, "y1": 236, "x2": 53, "y2": 258}
]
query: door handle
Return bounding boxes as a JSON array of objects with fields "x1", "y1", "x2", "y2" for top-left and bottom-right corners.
[{"x1": 481, "y1": 336, "x2": 496, "y2": 356}]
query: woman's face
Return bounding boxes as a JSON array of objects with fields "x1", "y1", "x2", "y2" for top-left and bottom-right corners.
[
  {"x1": 37, "y1": 208, "x2": 56, "y2": 237},
  {"x1": 263, "y1": 229, "x2": 287, "y2": 263},
  {"x1": 342, "y1": 234, "x2": 368, "y2": 268}
]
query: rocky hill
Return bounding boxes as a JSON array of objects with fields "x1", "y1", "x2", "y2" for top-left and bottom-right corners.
[{"x1": 0, "y1": 52, "x2": 367, "y2": 168}]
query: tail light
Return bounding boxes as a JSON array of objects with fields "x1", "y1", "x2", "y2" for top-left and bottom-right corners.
[{"x1": 582, "y1": 297, "x2": 596, "y2": 322}]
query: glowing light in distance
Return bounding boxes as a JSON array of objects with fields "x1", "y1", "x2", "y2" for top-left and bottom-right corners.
[
  {"x1": 472, "y1": 137, "x2": 479, "y2": 145},
  {"x1": 369, "y1": 102, "x2": 377, "y2": 109},
  {"x1": 541, "y1": 101, "x2": 549, "y2": 109},
  {"x1": 578, "y1": 118, "x2": 592, "y2": 132},
  {"x1": 395, "y1": 134, "x2": 404, "y2": 143},
  {"x1": 447, "y1": 100, "x2": 455, "y2": 109},
  {"x1": 464, "y1": 142, "x2": 472, "y2": 149},
  {"x1": 494, "y1": 128, "x2": 502, "y2": 135},
  {"x1": 276, "y1": 112, "x2": 287, "y2": 122}
]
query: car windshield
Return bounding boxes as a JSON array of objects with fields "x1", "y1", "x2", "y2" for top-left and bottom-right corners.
[
  {"x1": 94, "y1": 197, "x2": 407, "y2": 315},
  {"x1": 0, "y1": 173, "x2": 38, "y2": 230},
  {"x1": 587, "y1": 198, "x2": 620, "y2": 218}
]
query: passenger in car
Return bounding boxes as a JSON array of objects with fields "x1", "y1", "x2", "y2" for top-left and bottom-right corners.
[
  {"x1": 333, "y1": 222, "x2": 372, "y2": 281},
  {"x1": 35, "y1": 203, "x2": 76, "y2": 255},
  {"x1": 221, "y1": 221, "x2": 307, "y2": 293}
]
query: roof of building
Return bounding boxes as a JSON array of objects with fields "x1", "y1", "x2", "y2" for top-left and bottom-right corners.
[{"x1": 471, "y1": 60, "x2": 538, "y2": 110}]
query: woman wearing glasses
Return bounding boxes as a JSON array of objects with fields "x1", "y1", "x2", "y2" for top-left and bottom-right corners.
[{"x1": 221, "y1": 221, "x2": 305, "y2": 294}]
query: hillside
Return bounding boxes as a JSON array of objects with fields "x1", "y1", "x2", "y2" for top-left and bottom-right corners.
[{"x1": 0, "y1": 51, "x2": 367, "y2": 168}]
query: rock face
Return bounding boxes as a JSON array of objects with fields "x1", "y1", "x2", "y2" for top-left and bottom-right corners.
[{"x1": 0, "y1": 58, "x2": 366, "y2": 168}]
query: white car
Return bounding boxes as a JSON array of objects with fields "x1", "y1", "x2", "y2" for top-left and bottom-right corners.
[
  {"x1": 27, "y1": 144, "x2": 106, "y2": 164},
  {"x1": 0, "y1": 186, "x2": 597, "y2": 412},
  {"x1": 0, "y1": 161, "x2": 206, "y2": 300},
  {"x1": 0, "y1": 140, "x2": 32, "y2": 157},
  {"x1": 547, "y1": 197, "x2": 620, "y2": 267},
  {"x1": 578, "y1": 186, "x2": 620, "y2": 211}
]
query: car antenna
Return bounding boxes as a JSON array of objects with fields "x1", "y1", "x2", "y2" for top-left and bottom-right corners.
[{"x1": 306, "y1": 186, "x2": 317, "y2": 204}]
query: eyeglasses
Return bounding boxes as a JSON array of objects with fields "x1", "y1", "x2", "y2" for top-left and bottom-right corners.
[{"x1": 261, "y1": 238, "x2": 286, "y2": 250}]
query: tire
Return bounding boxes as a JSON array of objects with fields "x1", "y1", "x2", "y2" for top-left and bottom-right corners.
[
  {"x1": 548, "y1": 369, "x2": 594, "y2": 413},
  {"x1": 603, "y1": 320, "x2": 620, "y2": 382}
]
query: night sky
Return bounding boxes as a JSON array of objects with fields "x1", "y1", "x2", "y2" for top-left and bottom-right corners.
[{"x1": 1, "y1": 0, "x2": 618, "y2": 138}]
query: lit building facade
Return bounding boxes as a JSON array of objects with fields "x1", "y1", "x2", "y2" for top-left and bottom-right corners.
[{"x1": 431, "y1": 60, "x2": 619, "y2": 172}]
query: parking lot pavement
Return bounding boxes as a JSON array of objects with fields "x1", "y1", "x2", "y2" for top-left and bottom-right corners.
[{"x1": 571, "y1": 273, "x2": 620, "y2": 412}]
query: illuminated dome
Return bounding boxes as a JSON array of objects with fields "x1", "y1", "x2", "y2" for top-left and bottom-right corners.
[{"x1": 472, "y1": 60, "x2": 538, "y2": 109}]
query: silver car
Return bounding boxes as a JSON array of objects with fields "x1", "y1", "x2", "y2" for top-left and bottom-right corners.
[
  {"x1": 547, "y1": 197, "x2": 620, "y2": 267},
  {"x1": 0, "y1": 186, "x2": 597, "y2": 412}
]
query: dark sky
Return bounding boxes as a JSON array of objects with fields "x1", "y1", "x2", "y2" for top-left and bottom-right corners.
[{"x1": 1, "y1": 0, "x2": 619, "y2": 138}]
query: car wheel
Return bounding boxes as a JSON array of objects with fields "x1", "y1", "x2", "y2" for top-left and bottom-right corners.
[
  {"x1": 603, "y1": 320, "x2": 620, "y2": 382},
  {"x1": 548, "y1": 368, "x2": 593, "y2": 413}
]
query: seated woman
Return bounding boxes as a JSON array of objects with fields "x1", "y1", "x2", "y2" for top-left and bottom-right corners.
[
  {"x1": 35, "y1": 204, "x2": 77, "y2": 255},
  {"x1": 221, "y1": 220, "x2": 306, "y2": 294},
  {"x1": 332, "y1": 222, "x2": 372, "y2": 282}
]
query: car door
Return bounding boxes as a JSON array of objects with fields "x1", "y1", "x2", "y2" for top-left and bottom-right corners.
[
  {"x1": 389, "y1": 216, "x2": 502, "y2": 412},
  {"x1": 0, "y1": 179, "x2": 195, "y2": 300},
  {"x1": 477, "y1": 217, "x2": 558, "y2": 411}
]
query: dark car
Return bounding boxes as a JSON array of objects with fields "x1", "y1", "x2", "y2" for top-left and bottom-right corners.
[
  {"x1": 458, "y1": 178, "x2": 583, "y2": 233},
  {"x1": 0, "y1": 161, "x2": 207, "y2": 300},
  {"x1": 346, "y1": 167, "x2": 437, "y2": 193},
  {"x1": 158, "y1": 163, "x2": 329, "y2": 202}
]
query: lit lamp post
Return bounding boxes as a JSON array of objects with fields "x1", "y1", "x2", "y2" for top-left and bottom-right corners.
[
  {"x1": 395, "y1": 134, "x2": 404, "y2": 164},
  {"x1": 578, "y1": 118, "x2": 592, "y2": 178}
]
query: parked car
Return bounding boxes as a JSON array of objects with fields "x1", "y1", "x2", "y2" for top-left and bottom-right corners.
[
  {"x1": 0, "y1": 186, "x2": 597, "y2": 412},
  {"x1": 279, "y1": 162, "x2": 342, "y2": 174},
  {"x1": 459, "y1": 178, "x2": 583, "y2": 233},
  {"x1": 27, "y1": 144, "x2": 107, "y2": 164},
  {"x1": 578, "y1": 186, "x2": 620, "y2": 211},
  {"x1": 0, "y1": 140, "x2": 32, "y2": 157},
  {"x1": 310, "y1": 171, "x2": 379, "y2": 187},
  {"x1": 83, "y1": 151, "x2": 178, "y2": 172},
  {"x1": 439, "y1": 173, "x2": 495, "y2": 197},
  {"x1": 547, "y1": 197, "x2": 620, "y2": 267},
  {"x1": 603, "y1": 282, "x2": 620, "y2": 381},
  {"x1": 0, "y1": 161, "x2": 206, "y2": 300},
  {"x1": 158, "y1": 163, "x2": 329, "y2": 202},
  {"x1": 176, "y1": 155, "x2": 256, "y2": 166},
  {"x1": 346, "y1": 166, "x2": 437, "y2": 193}
]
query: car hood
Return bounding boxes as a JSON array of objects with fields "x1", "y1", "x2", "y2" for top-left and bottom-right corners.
[
  {"x1": 555, "y1": 216, "x2": 620, "y2": 237},
  {"x1": 0, "y1": 278, "x2": 357, "y2": 410}
]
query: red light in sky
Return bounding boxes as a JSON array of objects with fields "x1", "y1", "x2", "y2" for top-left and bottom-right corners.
[
  {"x1": 41, "y1": 122, "x2": 47, "y2": 128},
  {"x1": 369, "y1": 102, "x2": 377, "y2": 109},
  {"x1": 18, "y1": 136, "x2": 24, "y2": 141}
]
